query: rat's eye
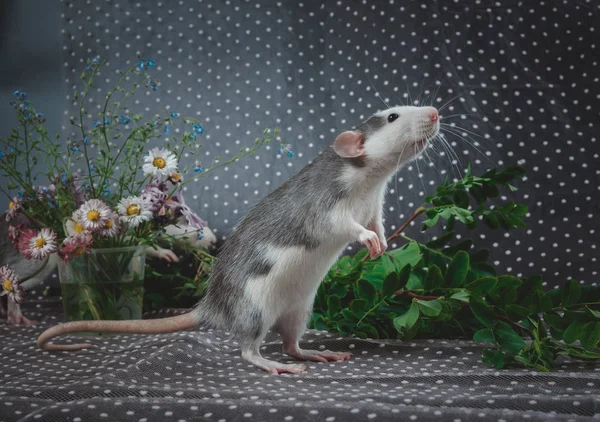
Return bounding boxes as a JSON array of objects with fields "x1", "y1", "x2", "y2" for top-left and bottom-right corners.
[{"x1": 387, "y1": 113, "x2": 399, "y2": 123}]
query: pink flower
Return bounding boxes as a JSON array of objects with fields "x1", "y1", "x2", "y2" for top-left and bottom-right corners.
[
  {"x1": 58, "y1": 232, "x2": 93, "y2": 261},
  {"x1": 17, "y1": 228, "x2": 37, "y2": 259},
  {"x1": 7, "y1": 223, "x2": 25, "y2": 249},
  {"x1": 0, "y1": 265, "x2": 25, "y2": 304}
]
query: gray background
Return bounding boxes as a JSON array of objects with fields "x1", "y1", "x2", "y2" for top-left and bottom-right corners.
[{"x1": 1, "y1": 0, "x2": 599, "y2": 289}]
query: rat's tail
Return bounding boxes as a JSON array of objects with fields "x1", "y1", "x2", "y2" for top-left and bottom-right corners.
[{"x1": 37, "y1": 311, "x2": 199, "y2": 351}]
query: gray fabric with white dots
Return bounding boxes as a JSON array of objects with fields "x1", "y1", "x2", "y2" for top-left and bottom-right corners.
[
  {"x1": 56, "y1": 0, "x2": 598, "y2": 291},
  {"x1": 1, "y1": 299, "x2": 600, "y2": 422}
]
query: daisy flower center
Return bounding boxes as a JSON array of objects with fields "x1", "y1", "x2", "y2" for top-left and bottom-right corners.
[
  {"x1": 127, "y1": 204, "x2": 141, "y2": 216},
  {"x1": 171, "y1": 172, "x2": 181, "y2": 182},
  {"x1": 75, "y1": 223, "x2": 85, "y2": 233},
  {"x1": 35, "y1": 238, "x2": 47, "y2": 248},
  {"x1": 152, "y1": 157, "x2": 166, "y2": 169},
  {"x1": 87, "y1": 210, "x2": 101, "y2": 222},
  {"x1": 72, "y1": 247, "x2": 84, "y2": 257},
  {"x1": 3, "y1": 279, "x2": 12, "y2": 292},
  {"x1": 8, "y1": 201, "x2": 15, "y2": 209},
  {"x1": 105, "y1": 219, "x2": 113, "y2": 229}
]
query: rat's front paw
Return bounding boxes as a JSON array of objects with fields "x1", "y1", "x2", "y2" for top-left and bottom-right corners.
[
  {"x1": 379, "y1": 236, "x2": 388, "y2": 254},
  {"x1": 359, "y1": 230, "x2": 382, "y2": 259}
]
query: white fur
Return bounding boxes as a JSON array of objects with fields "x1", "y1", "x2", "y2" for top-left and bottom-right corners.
[{"x1": 244, "y1": 239, "x2": 347, "y2": 325}]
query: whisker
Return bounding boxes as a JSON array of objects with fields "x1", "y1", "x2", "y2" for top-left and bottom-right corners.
[
  {"x1": 438, "y1": 93, "x2": 465, "y2": 112},
  {"x1": 438, "y1": 133, "x2": 464, "y2": 179},
  {"x1": 365, "y1": 69, "x2": 391, "y2": 110},
  {"x1": 439, "y1": 113, "x2": 476, "y2": 120},
  {"x1": 440, "y1": 127, "x2": 495, "y2": 166},
  {"x1": 439, "y1": 122, "x2": 492, "y2": 142}
]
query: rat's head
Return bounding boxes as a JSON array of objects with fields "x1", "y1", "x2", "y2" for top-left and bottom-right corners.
[{"x1": 333, "y1": 106, "x2": 439, "y2": 166}]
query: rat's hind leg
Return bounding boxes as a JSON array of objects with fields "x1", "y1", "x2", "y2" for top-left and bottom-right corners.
[
  {"x1": 276, "y1": 307, "x2": 351, "y2": 363},
  {"x1": 7, "y1": 297, "x2": 37, "y2": 325},
  {"x1": 240, "y1": 328, "x2": 307, "y2": 374}
]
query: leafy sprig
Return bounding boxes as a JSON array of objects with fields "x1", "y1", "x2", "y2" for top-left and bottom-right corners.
[{"x1": 311, "y1": 165, "x2": 600, "y2": 371}]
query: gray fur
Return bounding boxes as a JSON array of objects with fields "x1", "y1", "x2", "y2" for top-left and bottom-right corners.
[
  {"x1": 356, "y1": 115, "x2": 387, "y2": 137},
  {"x1": 195, "y1": 145, "x2": 358, "y2": 341}
]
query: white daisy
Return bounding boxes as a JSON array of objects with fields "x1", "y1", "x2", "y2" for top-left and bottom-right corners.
[
  {"x1": 0, "y1": 265, "x2": 25, "y2": 304},
  {"x1": 28, "y1": 228, "x2": 58, "y2": 260},
  {"x1": 65, "y1": 215, "x2": 89, "y2": 237},
  {"x1": 117, "y1": 196, "x2": 153, "y2": 228},
  {"x1": 142, "y1": 148, "x2": 178, "y2": 181},
  {"x1": 78, "y1": 199, "x2": 112, "y2": 231},
  {"x1": 98, "y1": 212, "x2": 121, "y2": 238},
  {"x1": 5, "y1": 196, "x2": 21, "y2": 221}
]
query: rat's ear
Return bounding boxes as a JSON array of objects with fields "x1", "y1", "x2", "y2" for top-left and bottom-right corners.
[{"x1": 333, "y1": 131, "x2": 365, "y2": 158}]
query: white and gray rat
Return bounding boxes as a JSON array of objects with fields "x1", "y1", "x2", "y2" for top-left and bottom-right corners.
[{"x1": 38, "y1": 105, "x2": 440, "y2": 374}]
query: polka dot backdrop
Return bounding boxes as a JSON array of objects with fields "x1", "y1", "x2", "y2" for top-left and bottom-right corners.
[
  {"x1": 57, "y1": 0, "x2": 599, "y2": 290},
  {"x1": 1, "y1": 301, "x2": 599, "y2": 421}
]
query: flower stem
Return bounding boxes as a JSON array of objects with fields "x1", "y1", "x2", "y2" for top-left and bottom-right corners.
[{"x1": 386, "y1": 206, "x2": 427, "y2": 243}]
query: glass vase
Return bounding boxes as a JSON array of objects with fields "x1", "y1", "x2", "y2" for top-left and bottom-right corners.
[{"x1": 58, "y1": 245, "x2": 146, "y2": 323}]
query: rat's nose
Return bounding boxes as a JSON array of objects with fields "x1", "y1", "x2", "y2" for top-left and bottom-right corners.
[{"x1": 429, "y1": 110, "x2": 439, "y2": 123}]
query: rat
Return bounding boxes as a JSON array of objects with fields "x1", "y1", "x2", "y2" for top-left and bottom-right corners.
[{"x1": 37, "y1": 105, "x2": 440, "y2": 374}]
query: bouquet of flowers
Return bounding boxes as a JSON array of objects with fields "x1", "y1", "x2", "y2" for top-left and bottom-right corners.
[{"x1": 0, "y1": 57, "x2": 287, "y2": 321}]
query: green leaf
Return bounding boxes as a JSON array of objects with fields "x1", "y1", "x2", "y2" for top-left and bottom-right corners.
[
  {"x1": 350, "y1": 299, "x2": 368, "y2": 316},
  {"x1": 357, "y1": 279, "x2": 378, "y2": 305},
  {"x1": 450, "y1": 290, "x2": 470, "y2": 302},
  {"x1": 360, "y1": 255, "x2": 396, "y2": 290},
  {"x1": 357, "y1": 323, "x2": 379, "y2": 339},
  {"x1": 489, "y1": 275, "x2": 522, "y2": 306},
  {"x1": 393, "y1": 302, "x2": 420, "y2": 332},
  {"x1": 417, "y1": 300, "x2": 442, "y2": 317},
  {"x1": 452, "y1": 190, "x2": 470, "y2": 208},
  {"x1": 580, "y1": 322, "x2": 600, "y2": 351},
  {"x1": 473, "y1": 328, "x2": 495, "y2": 344},
  {"x1": 327, "y1": 295, "x2": 341, "y2": 316},
  {"x1": 424, "y1": 265, "x2": 444, "y2": 290},
  {"x1": 531, "y1": 290, "x2": 553, "y2": 314},
  {"x1": 341, "y1": 308, "x2": 359, "y2": 322},
  {"x1": 405, "y1": 273, "x2": 423, "y2": 290},
  {"x1": 586, "y1": 306, "x2": 600, "y2": 320},
  {"x1": 496, "y1": 321, "x2": 527, "y2": 353},
  {"x1": 466, "y1": 277, "x2": 497, "y2": 296},
  {"x1": 482, "y1": 348, "x2": 505, "y2": 369},
  {"x1": 504, "y1": 305, "x2": 531, "y2": 321},
  {"x1": 388, "y1": 241, "x2": 422, "y2": 268},
  {"x1": 564, "y1": 347, "x2": 600, "y2": 360},
  {"x1": 469, "y1": 248, "x2": 490, "y2": 263},
  {"x1": 514, "y1": 355, "x2": 533, "y2": 368},
  {"x1": 425, "y1": 231, "x2": 456, "y2": 249},
  {"x1": 563, "y1": 321, "x2": 586, "y2": 344},
  {"x1": 470, "y1": 298, "x2": 495, "y2": 328},
  {"x1": 397, "y1": 264, "x2": 412, "y2": 290},
  {"x1": 543, "y1": 313, "x2": 569, "y2": 331},
  {"x1": 483, "y1": 213, "x2": 500, "y2": 230},
  {"x1": 517, "y1": 275, "x2": 543, "y2": 305},
  {"x1": 561, "y1": 280, "x2": 582, "y2": 307},
  {"x1": 481, "y1": 181, "x2": 500, "y2": 198},
  {"x1": 444, "y1": 251, "x2": 470, "y2": 288},
  {"x1": 382, "y1": 272, "x2": 401, "y2": 297}
]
